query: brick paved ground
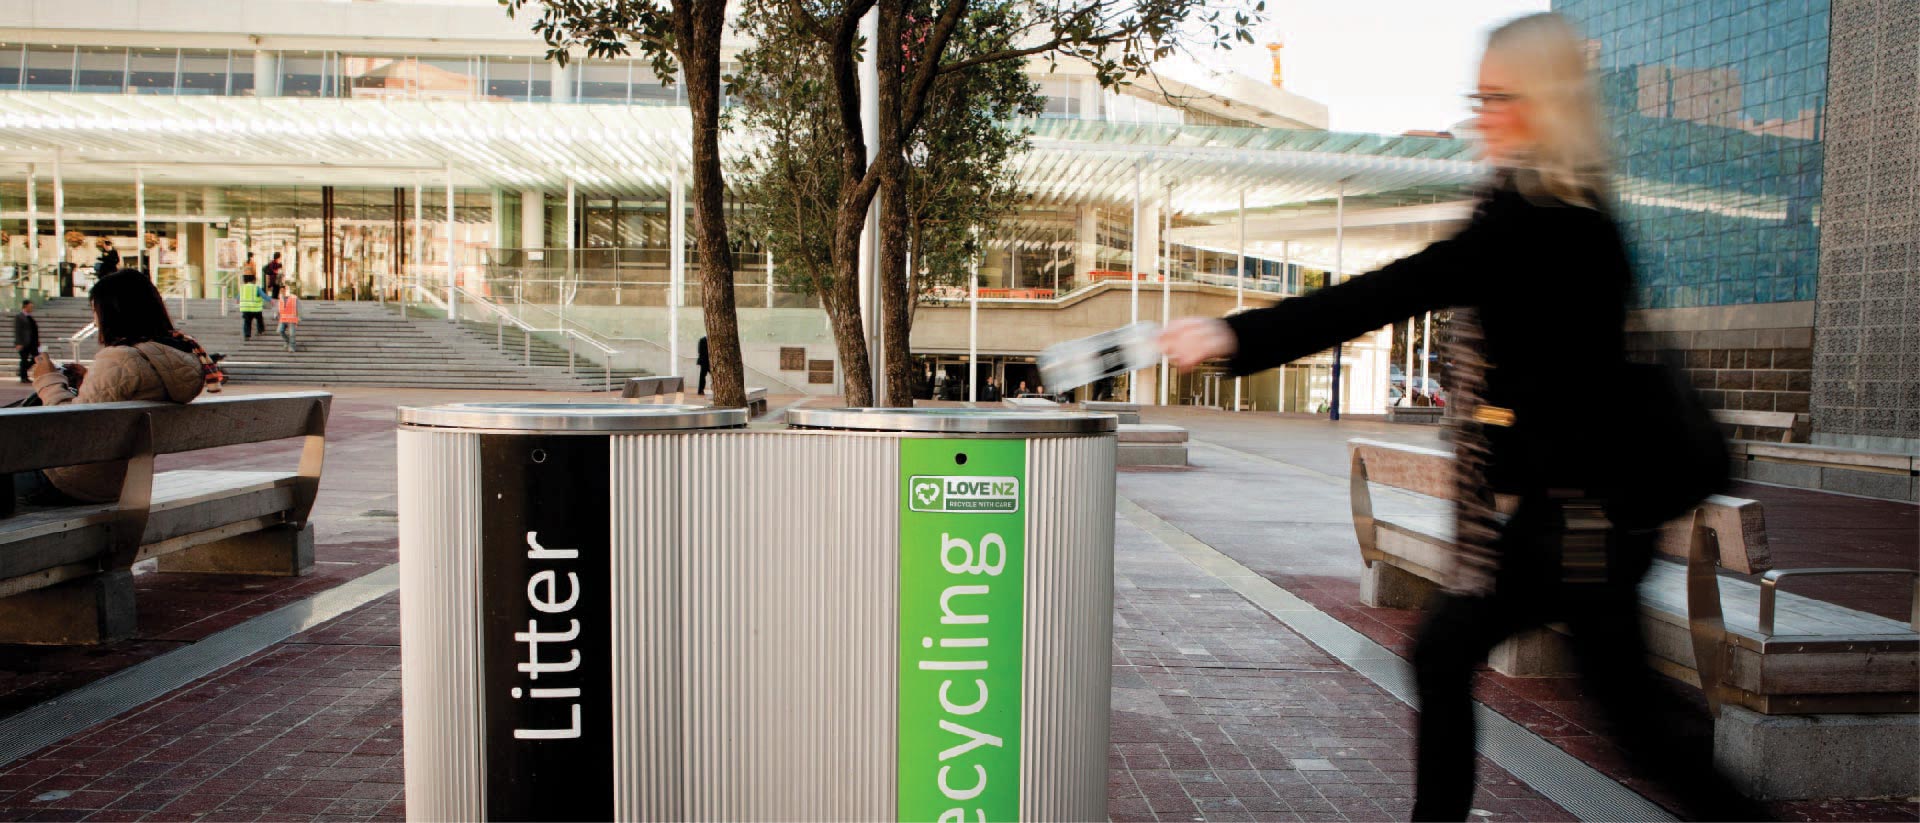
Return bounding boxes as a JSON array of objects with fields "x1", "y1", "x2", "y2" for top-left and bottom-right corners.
[
  {"x1": 1126, "y1": 405, "x2": 1919, "y2": 822},
  {"x1": 0, "y1": 391, "x2": 1910, "y2": 821},
  {"x1": 0, "y1": 502, "x2": 1571, "y2": 822}
]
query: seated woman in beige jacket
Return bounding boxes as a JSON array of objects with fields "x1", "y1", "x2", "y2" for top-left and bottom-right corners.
[{"x1": 23, "y1": 271, "x2": 212, "y2": 503}]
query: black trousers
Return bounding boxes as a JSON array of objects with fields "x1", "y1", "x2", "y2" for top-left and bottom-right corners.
[
  {"x1": 15, "y1": 348, "x2": 31, "y2": 381},
  {"x1": 1410, "y1": 499, "x2": 1766, "y2": 822},
  {"x1": 697, "y1": 365, "x2": 709, "y2": 395},
  {"x1": 242, "y1": 311, "x2": 265, "y2": 339}
]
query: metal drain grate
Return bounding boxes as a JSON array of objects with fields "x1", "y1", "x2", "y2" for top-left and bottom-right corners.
[
  {"x1": 1118, "y1": 498, "x2": 1677, "y2": 823},
  {"x1": 0, "y1": 564, "x2": 400, "y2": 769}
]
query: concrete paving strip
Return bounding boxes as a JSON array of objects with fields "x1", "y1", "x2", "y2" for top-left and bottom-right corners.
[
  {"x1": 0, "y1": 564, "x2": 401, "y2": 769},
  {"x1": 1117, "y1": 496, "x2": 1678, "y2": 823}
]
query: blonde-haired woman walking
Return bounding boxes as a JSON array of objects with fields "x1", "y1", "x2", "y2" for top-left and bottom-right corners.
[{"x1": 1163, "y1": 14, "x2": 1765, "y2": 821}]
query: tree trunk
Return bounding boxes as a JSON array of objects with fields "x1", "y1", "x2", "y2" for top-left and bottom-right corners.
[
  {"x1": 828, "y1": 204, "x2": 873, "y2": 407},
  {"x1": 879, "y1": 173, "x2": 915, "y2": 406},
  {"x1": 677, "y1": 0, "x2": 745, "y2": 409}
]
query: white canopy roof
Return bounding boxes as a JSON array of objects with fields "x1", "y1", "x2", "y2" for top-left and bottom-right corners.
[{"x1": 0, "y1": 93, "x2": 1485, "y2": 214}]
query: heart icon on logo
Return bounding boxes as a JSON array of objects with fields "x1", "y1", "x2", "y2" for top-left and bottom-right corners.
[{"x1": 914, "y1": 481, "x2": 942, "y2": 508}]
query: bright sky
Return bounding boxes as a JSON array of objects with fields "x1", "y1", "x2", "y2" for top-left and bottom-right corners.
[{"x1": 1214, "y1": 0, "x2": 1552, "y2": 134}]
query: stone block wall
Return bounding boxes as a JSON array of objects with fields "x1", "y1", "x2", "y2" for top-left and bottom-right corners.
[
  {"x1": 1811, "y1": 0, "x2": 1920, "y2": 453},
  {"x1": 1626, "y1": 305, "x2": 1817, "y2": 442}
]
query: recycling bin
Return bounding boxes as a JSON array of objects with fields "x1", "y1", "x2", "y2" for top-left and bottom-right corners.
[
  {"x1": 729, "y1": 408, "x2": 1117, "y2": 823},
  {"x1": 398, "y1": 403, "x2": 1116, "y2": 822},
  {"x1": 397, "y1": 403, "x2": 746, "y2": 823}
]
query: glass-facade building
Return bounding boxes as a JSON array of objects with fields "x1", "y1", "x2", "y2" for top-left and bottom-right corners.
[{"x1": 1556, "y1": 0, "x2": 1830, "y2": 309}]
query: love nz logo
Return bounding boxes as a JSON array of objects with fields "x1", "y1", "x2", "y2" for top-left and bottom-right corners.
[{"x1": 907, "y1": 476, "x2": 1020, "y2": 513}]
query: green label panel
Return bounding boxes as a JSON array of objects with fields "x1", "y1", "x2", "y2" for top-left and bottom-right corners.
[{"x1": 898, "y1": 439, "x2": 1025, "y2": 822}]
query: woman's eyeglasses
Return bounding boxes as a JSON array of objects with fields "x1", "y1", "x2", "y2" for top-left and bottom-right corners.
[{"x1": 1467, "y1": 92, "x2": 1523, "y2": 112}]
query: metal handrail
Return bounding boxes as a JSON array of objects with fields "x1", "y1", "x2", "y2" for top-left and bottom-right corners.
[
  {"x1": 68, "y1": 322, "x2": 98, "y2": 360},
  {"x1": 455, "y1": 285, "x2": 623, "y2": 391}
]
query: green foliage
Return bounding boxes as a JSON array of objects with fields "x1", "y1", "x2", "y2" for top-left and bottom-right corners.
[
  {"x1": 729, "y1": 0, "x2": 1043, "y2": 301},
  {"x1": 500, "y1": 0, "x2": 679, "y2": 80}
]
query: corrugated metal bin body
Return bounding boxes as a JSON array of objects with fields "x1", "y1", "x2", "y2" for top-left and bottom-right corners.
[
  {"x1": 399, "y1": 405, "x2": 1113, "y2": 822},
  {"x1": 398, "y1": 404, "x2": 739, "y2": 823}
]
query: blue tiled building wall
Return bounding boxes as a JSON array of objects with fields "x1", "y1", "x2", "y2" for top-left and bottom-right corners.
[{"x1": 1554, "y1": 0, "x2": 1830, "y2": 308}]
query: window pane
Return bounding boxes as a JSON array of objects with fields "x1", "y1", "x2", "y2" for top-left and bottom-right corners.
[
  {"x1": 75, "y1": 46, "x2": 125, "y2": 93},
  {"x1": 418, "y1": 57, "x2": 478, "y2": 100},
  {"x1": 230, "y1": 54, "x2": 254, "y2": 95},
  {"x1": 128, "y1": 48, "x2": 176, "y2": 94},
  {"x1": 631, "y1": 63, "x2": 676, "y2": 104},
  {"x1": 343, "y1": 54, "x2": 412, "y2": 99},
  {"x1": 179, "y1": 49, "x2": 228, "y2": 95},
  {"x1": 0, "y1": 45, "x2": 20, "y2": 87},
  {"x1": 485, "y1": 57, "x2": 532, "y2": 101},
  {"x1": 576, "y1": 59, "x2": 628, "y2": 103},
  {"x1": 281, "y1": 54, "x2": 327, "y2": 97},
  {"x1": 23, "y1": 46, "x2": 74, "y2": 92}
]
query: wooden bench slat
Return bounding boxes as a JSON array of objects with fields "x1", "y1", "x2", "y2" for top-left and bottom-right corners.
[
  {"x1": 0, "y1": 392, "x2": 329, "y2": 474},
  {"x1": 1349, "y1": 438, "x2": 1454, "y2": 498}
]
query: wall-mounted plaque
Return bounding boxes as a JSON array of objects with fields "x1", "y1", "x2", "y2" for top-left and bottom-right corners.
[
  {"x1": 780, "y1": 347, "x2": 807, "y2": 371},
  {"x1": 808, "y1": 360, "x2": 835, "y2": 385}
]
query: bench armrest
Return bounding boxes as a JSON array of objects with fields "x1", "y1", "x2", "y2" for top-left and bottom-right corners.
[{"x1": 1758, "y1": 568, "x2": 1920, "y2": 637}]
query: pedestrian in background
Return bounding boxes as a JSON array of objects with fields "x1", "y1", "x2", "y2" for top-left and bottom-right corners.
[
  {"x1": 696, "y1": 335, "x2": 710, "y2": 396},
  {"x1": 275, "y1": 290, "x2": 301, "y2": 352},
  {"x1": 93, "y1": 239, "x2": 119, "y2": 281},
  {"x1": 12, "y1": 300, "x2": 39, "y2": 384},
  {"x1": 236, "y1": 273, "x2": 267, "y2": 341},
  {"x1": 1161, "y1": 13, "x2": 1763, "y2": 822},
  {"x1": 263, "y1": 252, "x2": 286, "y2": 299}
]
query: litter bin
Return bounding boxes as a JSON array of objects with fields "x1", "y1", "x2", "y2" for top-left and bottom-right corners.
[
  {"x1": 399, "y1": 403, "x2": 1116, "y2": 822},
  {"x1": 396, "y1": 403, "x2": 746, "y2": 823}
]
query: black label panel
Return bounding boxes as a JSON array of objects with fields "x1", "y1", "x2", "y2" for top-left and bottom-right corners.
[{"x1": 480, "y1": 435, "x2": 613, "y2": 822}]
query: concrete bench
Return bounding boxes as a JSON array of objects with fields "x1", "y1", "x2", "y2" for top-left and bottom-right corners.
[
  {"x1": 1347, "y1": 437, "x2": 1917, "y2": 798},
  {"x1": 1711, "y1": 408, "x2": 1806, "y2": 443},
  {"x1": 1003, "y1": 396, "x2": 1059, "y2": 409},
  {"x1": 1081, "y1": 401, "x2": 1141, "y2": 424},
  {"x1": 1728, "y1": 439, "x2": 1918, "y2": 503},
  {"x1": 1386, "y1": 405, "x2": 1444, "y2": 425},
  {"x1": 1117, "y1": 424, "x2": 1188, "y2": 468},
  {"x1": 621, "y1": 375, "x2": 686, "y2": 404},
  {"x1": 0, "y1": 392, "x2": 330, "y2": 644},
  {"x1": 745, "y1": 387, "x2": 768, "y2": 418}
]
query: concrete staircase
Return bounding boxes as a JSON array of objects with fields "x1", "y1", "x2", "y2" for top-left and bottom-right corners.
[
  {"x1": 434, "y1": 316, "x2": 652, "y2": 389},
  {"x1": 22, "y1": 298, "x2": 638, "y2": 392}
]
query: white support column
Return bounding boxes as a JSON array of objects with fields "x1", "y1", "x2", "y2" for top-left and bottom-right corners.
[
  {"x1": 1159, "y1": 186, "x2": 1171, "y2": 406},
  {"x1": 1329, "y1": 181, "x2": 1345, "y2": 419},
  {"x1": 25, "y1": 164, "x2": 37, "y2": 266},
  {"x1": 134, "y1": 166, "x2": 145, "y2": 272},
  {"x1": 519, "y1": 190, "x2": 543, "y2": 252},
  {"x1": 669, "y1": 168, "x2": 684, "y2": 385},
  {"x1": 1405, "y1": 318, "x2": 1416, "y2": 406},
  {"x1": 1281, "y1": 240, "x2": 1291, "y2": 296},
  {"x1": 412, "y1": 180, "x2": 423, "y2": 304},
  {"x1": 445, "y1": 166, "x2": 457, "y2": 322},
  {"x1": 52, "y1": 152, "x2": 64, "y2": 276},
  {"x1": 550, "y1": 61, "x2": 574, "y2": 104},
  {"x1": 1234, "y1": 189, "x2": 1245, "y2": 413},
  {"x1": 968, "y1": 226, "x2": 980, "y2": 404},
  {"x1": 564, "y1": 179, "x2": 576, "y2": 332},
  {"x1": 1129, "y1": 163, "x2": 1142, "y2": 404},
  {"x1": 857, "y1": 7, "x2": 881, "y2": 404},
  {"x1": 253, "y1": 51, "x2": 279, "y2": 97},
  {"x1": 1421, "y1": 311, "x2": 1432, "y2": 398}
]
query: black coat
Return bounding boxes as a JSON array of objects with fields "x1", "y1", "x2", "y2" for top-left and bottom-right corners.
[
  {"x1": 696, "y1": 336, "x2": 710, "y2": 368},
  {"x1": 94, "y1": 248, "x2": 120, "y2": 278},
  {"x1": 1225, "y1": 179, "x2": 1633, "y2": 493},
  {"x1": 13, "y1": 312, "x2": 38, "y2": 351}
]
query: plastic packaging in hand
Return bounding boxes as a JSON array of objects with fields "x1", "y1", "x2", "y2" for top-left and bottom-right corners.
[{"x1": 1037, "y1": 322, "x2": 1160, "y2": 393}]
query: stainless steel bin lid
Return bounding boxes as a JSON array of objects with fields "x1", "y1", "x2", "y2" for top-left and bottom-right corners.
[
  {"x1": 784, "y1": 407, "x2": 1116, "y2": 434},
  {"x1": 399, "y1": 402, "x2": 747, "y2": 432}
]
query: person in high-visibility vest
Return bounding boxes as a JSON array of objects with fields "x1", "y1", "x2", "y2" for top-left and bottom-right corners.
[
  {"x1": 275, "y1": 291, "x2": 301, "y2": 353},
  {"x1": 236, "y1": 274, "x2": 267, "y2": 341}
]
